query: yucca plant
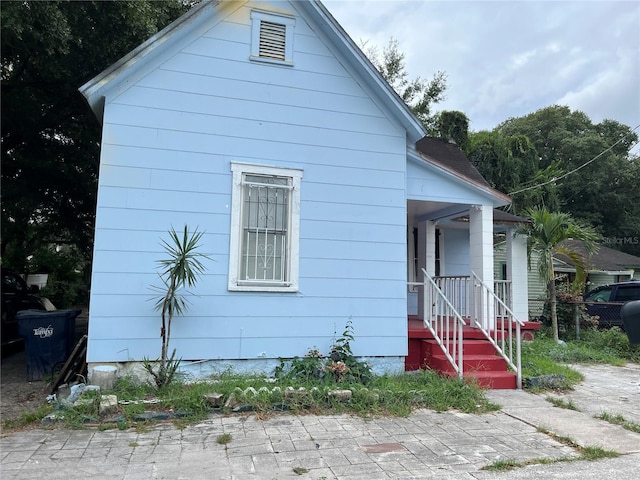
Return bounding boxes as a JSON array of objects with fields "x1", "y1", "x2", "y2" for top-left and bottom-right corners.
[{"x1": 145, "y1": 225, "x2": 209, "y2": 388}]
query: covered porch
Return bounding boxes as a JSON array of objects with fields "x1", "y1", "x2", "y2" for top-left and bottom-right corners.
[
  {"x1": 404, "y1": 138, "x2": 534, "y2": 388},
  {"x1": 404, "y1": 201, "x2": 535, "y2": 389}
]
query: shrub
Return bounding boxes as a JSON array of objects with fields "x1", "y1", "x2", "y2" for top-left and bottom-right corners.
[
  {"x1": 541, "y1": 287, "x2": 598, "y2": 336},
  {"x1": 275, "y1": 320, "x2": 373, "y2": 384}
]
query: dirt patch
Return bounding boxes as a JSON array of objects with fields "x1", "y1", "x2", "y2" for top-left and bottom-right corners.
[{"x1": 0, "y1": 348, "x2": 51, "y2": 424}]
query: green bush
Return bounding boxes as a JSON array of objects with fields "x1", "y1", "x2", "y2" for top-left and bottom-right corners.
[
  {"x1": 275, "y1": 320, "x2": 373, "y2": 384},
  {"x1": 541, "y1": 288, "x2": 598, "y2": 337}
]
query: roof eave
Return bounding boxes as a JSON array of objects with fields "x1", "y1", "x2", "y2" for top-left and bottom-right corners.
[
  {"x1": 408, "y1": 148, "x2": 512, "y2": 207},
  {"x1": 78, "y1": 0, "x2": 219, "y2": 123}
]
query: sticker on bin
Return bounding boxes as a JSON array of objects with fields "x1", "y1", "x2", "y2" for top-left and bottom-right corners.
[{"x1": 33, "y1": 325, "x2": 54, "y2": 338}]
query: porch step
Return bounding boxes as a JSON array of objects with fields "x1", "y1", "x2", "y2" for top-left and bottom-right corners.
[
  {"x1": 429, "y1": 353, "x2": 508, "y2": 373},
  {"x1": 456, "y1": 370, "x2": 517, "y2": 390},
  {"x1": 410, "y1": 338, "x2": 517, "y2": 390}
]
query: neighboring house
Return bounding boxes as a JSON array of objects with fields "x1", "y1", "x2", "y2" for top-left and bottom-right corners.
[
  {"x1": 80, "y1": 0, "x2": 527, "y2": 380},
  {"x1": 496, "y1": 239, "x2": 640, "y2": 319},
  {"x1": 558, "y1": 240, "x2": 640, "y2": 289}
]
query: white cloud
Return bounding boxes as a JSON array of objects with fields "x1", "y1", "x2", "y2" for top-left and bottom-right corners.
[{"x1": 325, "y1": 0, "x2": 640, "y2": 132}]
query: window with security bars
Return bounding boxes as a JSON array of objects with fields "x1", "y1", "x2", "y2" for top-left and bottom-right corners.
[
  {"x1": 250, "y1": 10, "x2": 295, "y2": 66},
  {"x1": 229, "y1": 163, "x2": 302, "y2": 292},
  {"x1": 241, "y1": 175, "x2": 290, "y2": 283}
]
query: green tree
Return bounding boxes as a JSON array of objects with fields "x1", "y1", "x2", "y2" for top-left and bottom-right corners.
[
  {"x1": 433, "y1": 110, "x2": 470, "y2": 150},
  {"x1": 1, "y1": 1, "x2": 190, "y2": 275},
  {"x1": 497, "y1": 106, "x2": 640, "y2": 255},
  {"x1": 363, "y1": 38, "x2": 447, "y2": 128},
  {"x1": 516, "y1": 207, "x2": 599, "y2": 342},
  {"x1": 465, "y1": 130, "x2": 561, "y2": 212}
]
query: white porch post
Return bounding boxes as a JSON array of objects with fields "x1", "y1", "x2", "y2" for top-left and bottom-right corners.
[
  {"x1": 416, "y1": 220, "x2": 437, "y2": 320},
  {"x1": 507, "y1": 232, "x2": 529, "y2": 322},
  {"x1": 469, "y1": 205, "x2": 495, "y2": 329}
]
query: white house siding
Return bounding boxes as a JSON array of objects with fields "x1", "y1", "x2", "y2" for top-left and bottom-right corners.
[
  {"x1": 587, "y1": 273, "x2": 616, "y2": 290},
  {"x1": 88, "y1": 1, "x2": 408, "y2": 366}
]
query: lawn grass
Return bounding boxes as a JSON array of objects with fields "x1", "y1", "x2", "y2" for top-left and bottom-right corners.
[
  {"x1": 0, "y1": 369, "x2": 499, "y2": 432},
  {"x1": 4, "y1": 325, "x2": 637, "y2": 432},
  {"x1": 520, "y1": 326, "x2": 639, "y2": 391}
]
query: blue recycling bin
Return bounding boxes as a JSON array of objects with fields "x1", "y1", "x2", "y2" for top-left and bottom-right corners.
[
  {"x1": 621, "y1": 300, "x2": 640, "y2": 345},
  {"x1": 17, "y1": 309, "x2": 81, "y2": 381}
]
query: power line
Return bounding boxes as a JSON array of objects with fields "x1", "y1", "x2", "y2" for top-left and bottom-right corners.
[{"x1": 509, "y1": 123, "x2": 640, "y2": 196}]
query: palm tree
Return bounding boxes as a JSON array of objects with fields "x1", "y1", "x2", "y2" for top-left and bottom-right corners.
[
  {"x1": 516, "y1": 207, "x2": 599, "y2": 342},
  {"x1": 146, "y1": 225, "x2": 209, "y2": 387}
]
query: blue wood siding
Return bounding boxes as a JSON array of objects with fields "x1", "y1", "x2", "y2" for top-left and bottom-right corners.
[
  {"x1": 442, "y1": 229, "x2": 470, "y2": 276},
  {"x1": 88, "y1": 1, "x2": 408, "y2": 363},
  {"x1": 406, "y1": 160, "x2": 492, "y2": 205}
]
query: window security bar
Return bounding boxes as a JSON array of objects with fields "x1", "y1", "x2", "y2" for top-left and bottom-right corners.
[{"x1": 241, "y1": 180, "x2": 294, "y2": 190}]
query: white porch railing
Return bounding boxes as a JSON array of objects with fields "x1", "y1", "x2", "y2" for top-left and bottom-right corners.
[
  {"x1": 419, "y1": 269, "x2": 467, "y2": 378},
  {"x1": 410, "y1": 272, "x2": 524, "y2": 388},
  {"x1": 471, "y1": 271, "x2": 524, "y2": 389}
]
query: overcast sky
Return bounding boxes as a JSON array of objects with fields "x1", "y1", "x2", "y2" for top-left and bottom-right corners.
[{"x1": 324, "y1": 0, "x2": 640, "y2": 134}]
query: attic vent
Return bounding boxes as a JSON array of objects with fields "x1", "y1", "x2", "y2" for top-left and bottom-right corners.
[
  {"x1": 250, "y1": 10, "x2": 295, "y2": 66},
  {"x1": 259, "y1": 21, "x2": 286, "y2": 60}
]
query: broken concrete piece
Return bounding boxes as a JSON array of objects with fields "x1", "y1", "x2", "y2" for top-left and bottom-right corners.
[
  {"x1": 91, "y1": 365, "x2": 118, "y2": 390},
  {"x1": 284, "y1": 388, "x2": 310, "y2": 400},
  {"x1": 99, "y1": 395, "x2": 118, "y2": 415},
  {"x1": 204, "y1": 392, "x2": 224, "y2": 408},
  {"x1": 328, "y1": 390, "x2": 352, "y2": 402}
]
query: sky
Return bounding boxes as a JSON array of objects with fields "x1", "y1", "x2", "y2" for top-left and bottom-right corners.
[{"x1": 323, "y1": 0, "x2": 640, "y2": 134}]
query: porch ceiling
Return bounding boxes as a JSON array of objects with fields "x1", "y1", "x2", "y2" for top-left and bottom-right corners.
[{"x1": 407, "y1": 200, "x2": 469, "y2": 224}]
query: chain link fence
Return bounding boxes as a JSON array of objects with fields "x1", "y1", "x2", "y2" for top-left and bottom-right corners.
[{"x1": 528, "y1": 297, "x2": 625, "y2": 340}]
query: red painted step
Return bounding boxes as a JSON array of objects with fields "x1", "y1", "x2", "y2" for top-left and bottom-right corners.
[
  {"x1": 452, "y1": 370, "x2": 517, "y2": 389},
  {"x1": 408, "y1": 337, "x2": 517, "y2": 389}
]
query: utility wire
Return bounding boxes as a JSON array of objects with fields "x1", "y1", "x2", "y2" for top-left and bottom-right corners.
[{"x1": 509, "y1": 123, "x2": 640, "y2": 196}]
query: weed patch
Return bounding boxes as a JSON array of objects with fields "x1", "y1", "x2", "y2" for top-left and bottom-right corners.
[
  {"x1": 545, "y1": 396, "x2": 579, "y2": 411},
  {"x1": 595, "y1": 412, "x2": 640, "y2": 434},
  {"x1": 482, "y1": 429, "x2": 619, "y2": 471}
]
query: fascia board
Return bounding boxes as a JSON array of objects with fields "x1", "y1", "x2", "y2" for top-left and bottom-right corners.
[
  {"x1": 299, "y1": 1, "x2": 426, "y2": 143},
  {"x1": 78, "y1": 0, "x2": 221, "y2": 122},
  {"x1": 407, "y1": 149, "x2": 511, "y2": 208}
]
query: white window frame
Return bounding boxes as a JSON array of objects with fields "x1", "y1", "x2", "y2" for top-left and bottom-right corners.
[
  {"x1": 250, "y1": 9, "x2": 295, "y2": 66},
  {"x1": 229, "y1": 162, "x2": 302, "y2": 292}
]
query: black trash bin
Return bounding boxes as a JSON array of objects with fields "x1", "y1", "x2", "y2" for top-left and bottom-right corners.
[
  {"x1": 621, "y1": 300, "x2": 640, "y2": 345},
  {"x1": 17, "y1": 309, "x2": 82, "y2": 381}
]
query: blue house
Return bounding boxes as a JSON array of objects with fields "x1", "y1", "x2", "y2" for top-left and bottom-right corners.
[{"x1": 80, "y1": 0, "x2": 529, "y2": 387}]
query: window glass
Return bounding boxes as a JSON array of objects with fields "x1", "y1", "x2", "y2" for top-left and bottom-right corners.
[
  {"x1": 615, "y1": 286, "x2": 640, "y2": 302},
  {"x1": 229, "y1": 163, "x2": 302, "y2": 292},
  {"x1": 241, "y1": 175, "x2": 289, "y2": 283},
  {"x1": 585, "y1": 287, "x2": 612, "y2": 302}
]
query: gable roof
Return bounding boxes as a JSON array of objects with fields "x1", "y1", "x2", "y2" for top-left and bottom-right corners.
[
  {"x1": 79, "y1": 0, "x2": 506, "y2": 204},
  {"x1": 79, "y1": 0, "x2": 425, "y2": 142},
  {"x1": 556, "y1": 240, "x2": 640, "y2": 273},
  {"x1": 415, "y1": 137, "x2": 512, "y2": 204}
]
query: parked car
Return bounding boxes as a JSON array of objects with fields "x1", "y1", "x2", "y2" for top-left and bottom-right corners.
[
  {"x1": 583, "y1": 281, "x2": 640, "y2": 329},
  {"x1": 1, "y1": 270, "x2": 56, "y2": 347}
]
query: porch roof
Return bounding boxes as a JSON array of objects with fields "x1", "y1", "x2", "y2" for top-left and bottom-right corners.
[{"x1": 415, "y1": 137, "x2": 511, "y2": 204}]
